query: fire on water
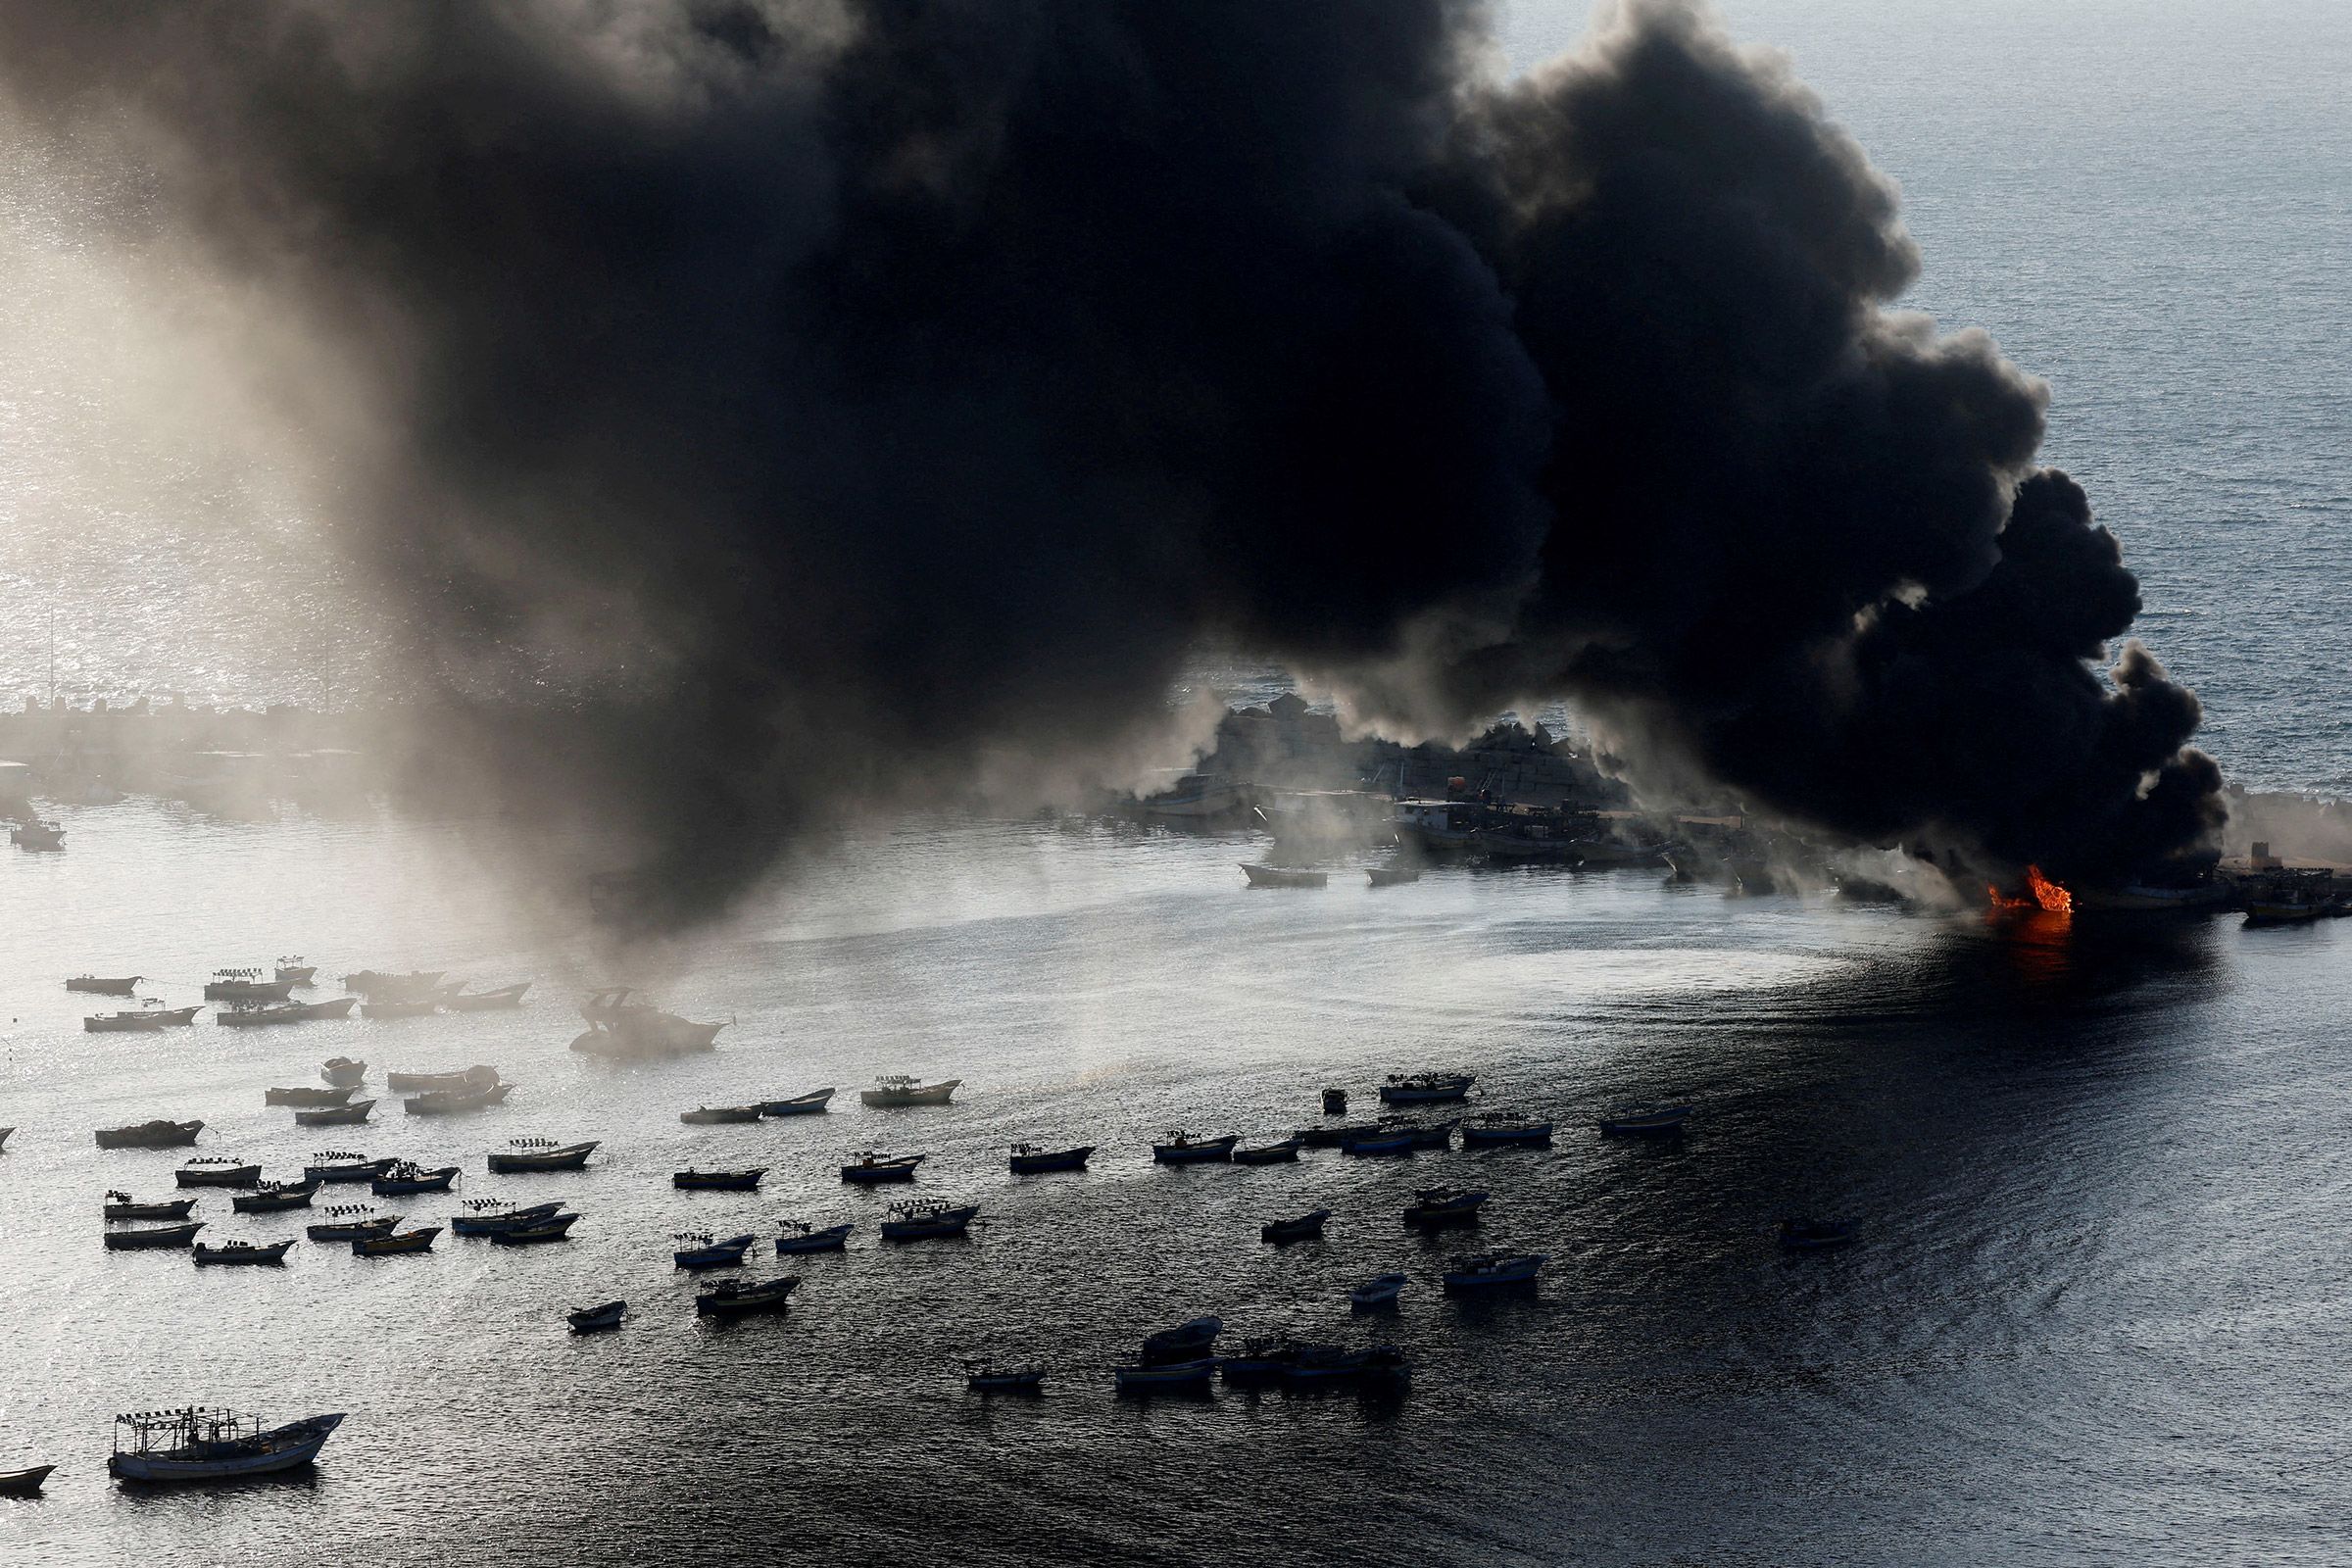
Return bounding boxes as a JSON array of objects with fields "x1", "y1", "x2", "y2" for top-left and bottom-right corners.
[{"x1": 1988, "y1": 864, "x2": 2075, "y2": 916}]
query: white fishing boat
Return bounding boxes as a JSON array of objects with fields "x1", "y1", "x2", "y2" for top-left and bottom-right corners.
[
  {"x1": 859, "y1": 1075, "x2": 960, "y2": 1107},
  {"x1": 108, "y1": 1409, "x2": 344, "y2": 1482}
]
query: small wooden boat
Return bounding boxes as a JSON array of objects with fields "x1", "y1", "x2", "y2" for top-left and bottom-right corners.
[
  {"x1": 354, "y1": 1226, "x2": 441, "y2": 1257},
  {"x1": 1779, "y1": 1219, "x2": 1859, "y2": 1251},
  {"x1": 232, "y1": 1181, "x2": 319, "y2": 1213},
  {"x1": 775, "y1": 1220, "x2": 855, "y2": 1254},
  {"x1": 104, "y1": 1221, "x2": 206, "y2": 1250},
  {"x1": 965, "y1": 1364, "x2": 1046, "y2": 1394},
  {"x1": 295, "y1": 1099, "x2": 375, "y2": 1127},
  {"x1": 1008, "y1": 1143, "x2": 1093, "y2": 1174},
  {"x1": 193, "y1": 1240, "x2": 294, "y2": 1266},
  {"x1": 175, "y1": 1158, "x2": 260, "y2": 1189},
  {"x1": 567, "y1": 1300, "x2": 627, "y2": 1333},
  {"x1": 1260, "y1": 1207, "x2": 1331, "y2": 1244},
  {"x1": 490, "y1": 1213, "x2": 580, "y2": 1246},
  {"x1": 370, "y1": 1161, "x2": 460, "y2": 1196},
  {"x1": 1460, "y1": 1110, "x2": 1554, "y2": 1146},
  {"x1": 385, "y1": 1064, "x2": 499, "y2": 1093},
  {"x1": 1348, "y1": 1273, "x2": 1409, "y2": 1310},
  {"x1": 679, "y1": 1104, "x2": 763, "y2": 1125},
  {"x1": 1139, "y1": 1315, "x2": 1222, "y2": 1364},
  {"x1": 859, "y1": 1076, "x2": 960, "y2": 1107},
  {"x1": 1240, "y1": 862, "x2": 1327, "y2": 889},
  {"x1": 107, "y1": 1409, "x2": 342, "y2": 1482},
  {"x1": 1441, "y1": 1250, "x2": 1547, "y2": 1291},
  {"x1": 265, "y1": 1086, "x2": 356, "y2": 1108},
  {"x1": 441, "y1": 981, "x2": 532, "y2": 1011},
  {"x1": 1339, "y1": 1128, "x2": 1415, "y2": 1156},
  {"x1": 1379, "y1": 1071, "x2": 1475, "y2": 1104},
  {"x1": 759, "y1": 1087, "x2": 835, "y2": 1116},
  {"x1": 674, "y1": 1167, "x2": 766, "y2": 1192},
  {"x1": 85, "y1": 1008, "x2": 170, "y2": 1034},
  {"x1": 1321, "y1": 1087, "x2": 1348, "y2": 1114},
  {"x1": 1402, "y1": 1187, "x2": 1489, "y2": 1226},
  {"x1": 841, "y1": 1152, "x2": 926, "y2": 1184},
  {"x1": 673, "y1": 1232, "x2": 758, "y2": 1270},
  {"x1": 1365, "y1": 865, "x2": 1423, "y2": 887},
  {"x1": 0, "y1": 1463, "x2": 54, "y2": 1495},
  {"x1": 1152, "y1": 1131, "x2": 1239, "y2": 1164},
  {"x1": 319, "y1": 1057, "x2": 367, "y2": 1088},
  {"x1": 361, "y1": 997, "x2": 440, "y2": 1019},
  {"x1": 486, "y1": 1139, "x2": 598, "y2": 1173},
  {"x1": 1598, "y1": 1104, "x2": 1693, "y2": 1137},
  {"x1": 880, "y1": 1200, "x2": 978, "y2": 1241},
  {"x1": 95, "y1": 1118, "x2": 203, "y2": 1150},
  {"x1": 450, "y1": 1200, "x2": 564, "y2": 1237},
  {"x1": 1114, "y1": 1358, "x2": 1216, "y2": 1391},
  {"x1": 403, "y1": 1083, "x2": 514, "y2": 1116},
  {"x1": 695, "y1": 1276, "x2": 799, "y2": 1317},
  {"x1": 105, "y1": 1192, "x2": 198, "y2": 1221},
  {"x1": 1231, "y1": 1137, "x2": 1302, "y2": 1165},
  {"x1": 69, "y1": 974, "x2": 142, "y2": 996},
  {"x1": 205, "y1": 974, "x2": 294, "y2": 1003},
  {"x1": 1388, "y1": 1118, "x2": 1457, "y2": 1150},
  {"x1": 307, "y1": 1207, "x2": 401, "y2": 1242},
  {"x1": 274, "y1": 959, "x2": 317, "y2": 986},
  {"x1": 305, "y1": 1152, "x2": 388, "y2": 1184},
  {"x1": 1297, "y1": 1121, "x2": 1381, "y2": 1148}
]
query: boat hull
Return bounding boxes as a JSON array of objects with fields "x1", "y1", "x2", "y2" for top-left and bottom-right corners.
[
  {"x1": 486, "y1": 1143, "x2": 598, "y2": 1173},
  {"x1": 104, "y1": 1222, "x2": 205, "y2": 1250},
  {"x1": 673, "y1": 1169, "x2": 766, "y2": 1191},
  {"x1": 858, "y1": 1080, "x2": 960, "y2": 1107},
  {"x1": 1152, "y1": 1139, "x2": 1238, "y2": 1164},
  {"x1": 370, "y1": 1167, "x2": 459, "y2": 1196},
  {"x1": 109, "y1": 1415, "x2": 342, "y2": 1482},
  {"x1": 1008, "y1": 1146, "x2": 1093, "y2": 1173},
  {"x1": 105, "y1": 1199, "x2": 198, "y2": 1222},
  {"x1": 295, "y1": 1100, "x2": 375, "y2": 1127},
  {"x1": 696, "y1": 1279, "x2": 799, "y2": 1316},
  {"x1": 775, "y1": 1224, "x2": 854, "y2": 1253},
  {"x1": 175, "y1": 1165, "x2": 261, "y2": 1188},
  {"x1": 841, "y1": 1160, "x2": 923, "y2": 1184},
  {"x1": 1231, "y1": 1141, "x2": 1301, "y2": 1165},
  {"x1": 193, "y1": 1243, "x2": 293, "y2": 1266},
  {"x1": 95, "y1": 1120, "x2": 203, "y2": 1150},
  {"x1": 760, "y1": 1090, "x2": 835, "y2": 1116},
  {"x1": 1239, "y1": 863, "x2": 1327, "y2": 889}
]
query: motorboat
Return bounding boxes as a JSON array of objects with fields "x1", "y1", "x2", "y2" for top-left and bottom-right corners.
[
  {"x1": 192, "y1": 1240, "x2": 293, "y2": 1266},
  {"x1": 1598, "y1": 1104, "x2": 1693, "y2": 1137},
  {"x1": 695, "y1": 1276, "x2": 800, "y2": 1317},
  {"x1": 343, "y1": 969, "x2": 445, "y2": 1000},
  {"x1": 307, "y1": 1207, "x2": 401, "y2": 1242},
  {"x1": 1239, "y1": 862, "x2": 1327, "y2": 889},
  {"x1": 1440, "y1": 1251, "x2": 1547, "y2": 1291},
  {"x1": 859, "y1": 1076, "x2": 960, "y2": 1107},
  {"x1": 680, "y1": 1104, "x2": 763, "y2": 1125},
  {"x1": 108, "y1": 1409, "x2": 344, "y2": 1482},
  {"x1": 404, "y1": 1083, "x2": 514, "y2": 1116},
  {"x1": 175, "y1": 1158, "x2": 260, "y2": 1189},
  {"x1": 965, "y1": 1363, "x2": 1046, "y2": 1394},
  {"x1": 841, "y1": 1152, "x2": 926, "y2": 1184},
  {"x1": 1231, "y1": 1137, "x2": 1302, "y2": 1165},
  {"x1": 0, "y1": 1464, "x2": 54, "y2": 1495},
  {"x1": 673, "y1": 1167, "x2": 767, "y2": 1192},
  {"x1": 1460, "y1": 1110, "x2": 1554, "y2": 1146},
  {"x1": 294, "y1": 1099, "x2": 375, "y2": 1127},
  {"x1": 68, "y1": 974, "x2": 142, "y2": 996},
  {"x1": 1348, "y1": 1273, "x2": 1410, "y2": 1310},
  {"x1": 384, "y1": 1064, "x2": 499, "y2": 1093},
  {"x1": 1339, "y1": 1128, "x2": 1415, "y2": 1156},
  {"x1": 567, "y1": 1300, "x2": 627, "y2": 1334},
  {"x1": 490, "y1": 1213, "x2": 581, "y2": 1246},
  {"x1": 775, "y1": 1220, "x2": 855, "y2": 1254},
  {"x1": 449, "y1": 1200, "x2": 564, "y2": 1237},
  {"x1": 1779, "y1": 1219, "x2": 1859, "y2": 1251},
  {"x1": 1008, "y1": 1143, "x2": 1093, "y2": 1174},
  {"x1": 1113, "y1": 1359, "x2": 1215, "y2": 1391},
  {"x1": 265, "y1": 1086, "x2": 356, "y2": 1108},
  {"x1": 442, "y1": 981, "x2": 532, "y2": 1011},
  {"x1": 305, "y1": 1152, "x2": 388, "y2": 1184},
  {"x1": 354, "y1": 1226, "x2": 441, "y2": 1257},
  {"x1": 205, "y1": 972, "x2": 294, "y2": 1003},
  {"x1": 274, "y1": 959, "x2": 318, "y2": 986},
  {"x1": 231, "y1": 1181, "x2": 319, "y2": 1213},
  {"x1": 1379, "y1": 1072, "x2": 1475, "y2": 1104},
  {"x1": 104, "y1": 1192, "x2": 197, "y2": 1222},
  {"x1": 673, "y1": 1232, "x2": 758, "y2": 1270},
  {"x1": 1260, "y1": 1208, "x2": 1331, "y2": 1244},
  {"x1": 361, "y1": 997, "x2": 440, "y2": 1019},
  {"x1": 1365, "y1": 865, "x2": 1423, "y2": 887},
  {"x1": 1152, "y1": 1131, "x2": 1239, "y2": 1164},
  {"x1": 486, "y1": 1139, "x2": 599, "y2": 1173},
  {"x1": 104, "y1": 1221, "x2": 206, "y2": 1250},
  {"x1": 1402, "y1": 1188, "x2": 1490, "y2": 1226},
  {"x1": 370, "y1": 1162, "x2": 460, "y2": 1196},
  {"x1": 1139, "y1": 1315, "x2": 1223, "y2": 1365},
  {"x1": 219, "y1": 997, "x2": 356, "y2": 1027},
  {"x1": 94, "y1": 1119, "x2": 202, "y2": 1150},
  {"x1": 10, "y1": 819, "x2": 64, "y2": 851},
  {"x1": 85, "y1": 1008, "x2": 169, "y2": 1034},
  {"x1": 320, "y1": 1057, "x2": 367, "y2": 1088},
  {"x1": 759, "y1": 1088, "x2": 836, "y2": 1116},
  {"x1": 880, "y1": 1200, "x2": 978, "y2": 1241}
]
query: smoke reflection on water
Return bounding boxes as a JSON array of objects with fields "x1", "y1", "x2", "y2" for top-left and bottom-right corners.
[{"x1": 3, "y1": 801, "x2": 2342, "y2": 1566}]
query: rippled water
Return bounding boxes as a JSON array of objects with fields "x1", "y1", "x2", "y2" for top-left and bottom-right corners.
[{"x1": 4, "y1": 801, "x2": 2350, "y2": 1565}]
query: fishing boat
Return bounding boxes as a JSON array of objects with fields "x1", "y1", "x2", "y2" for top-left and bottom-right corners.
[
  {"x1": 384, "y1": 1064, "x2": 499, "y2": 1093},
  {"x1": 1152, "y1": 1131, "x2": 1239, "y2": 1164},
  {"x1": 305, "y1": 1152, "x2": 388, "y2": 1184},
  {"x1": 231, "y1": 1181, "x2": 319, "y2": 1213},
  {"x1": 673, "y1": 1232, "x2": 758, "y2": 1270},
  {"x1": 1387, "y1": 1117, "x2": 1458, "y2": 1150},
  {"x1": 1297, "y1": 1121, "x2": 1381, "y2": 1148},
  {"x1": 964, "y1": 1363, "x2": 1046, "y2": 1394},
  {"x1": 85, "y1": 1008, "x2": 169, "y2": 1034},
  {"x1": 490, "y1": 1213, "x2": 580, "y2": 1246},
  {"x1": 265, "y1": 1086, "x2": 356, "y2": 1108},
  {"x1": 695, "y1": 1276, "x2": 799, "y2": 1317},
  {"x1": 1008, "y1": 1143, "x2": 1093, "y2": 1174},
  {"x1": 104, "y1": 1221, "x2": 206, "y2": 1250},
  {"x1": 1440, "y1": 1251, "x2": 1547, "y2": 1291},
  {"x1": 1460, "y1": 1110, "x2": 1554, "y2": 1146},
  {"x1": 442, "y1": 981, "x2": 532, "y2": 1011},
  {"x1": 1139, "y1": 1315, "x2": 1223, "y2": 1365},
  {"x1": 68, "y1": 974, "x2": 142, "y2": 996},
  {"x1": 1214, "y1": 1335, "x2": 1303, "y2": 1381},
  {"x1": 449, "y1": 1200, "x2": 564, "y2": 1237},
  {"x1": 104, "y1": 1192, "x2": 197, "y2": 1222},
  {"x1": 1260, "y1": 1208, "x2": 1331, "y2": 1244},
  {"x1": 1339, "y1": 1128, "x2": 1415, "y2": 1156},
  {"x1": 1348, "y1": 1273, "x2": 1409, "y2": 1310},
  {"x1": 486, "y1": 1139, "x2": 599, "y2": 1173},
  {"x1": 673, "y1": 1167, "x2": 767, "y2": 1192},
  {"x1": 10, "y1": 819, "x2": 64, "y2": 850},
  {"x1": 145, "y1": 1003, "x2": 201, "y2": 1026},
  {"x1": 859, "y1": 1075, "x2": 960, "y2": 1107},
  {"x1": 192, "y1": 1240, "x2": 293, "y2": 1266},
  {"x1": 1365, "y1": 865, "x2": 1423, "y2": 887},
  {"x1": 1114, "y1": 1359, "x2": 1215, "y2": 1391},
  {"x1": 370, "y1": 1161, "x2": 460, "y2": 1196},
  {"x1": 0, "y1": 1464, "x2": 54, "y2": 1495},
  {"x1": 1232, "y1": 1137, "x2": 1303, "y2": 1165},
  {"x1": 307, "y1": 1207, "x2": 401, "y2": 1242},
  {"x1": 1598, "y1": 1104, "x2": 1693, "y2": 1137},
  {"x1": 205, "y1": 971, "x2": 294, "y2": 1003},
  {"x1": 759, "y1": 1087, "x2": 836, "y2": 1116},
  {"x1": 274, "y1": 959, "x2": 317, "y2": 986},
  {"x1": 880, "y1": 1200, "x2": 979, "y2": 1241},
  {"x1": 108, "y1": 1409, "x2": 344, "y2": 1482},
  {"x1": 1239, "y1": 862, "x2": 1327, "y2": 889},
  {"x1": 354, "y1": 1226, "x2": 441, "y2": 1257},
  {"x1": 2245, "y1": 898, "x2": 2329, "y2": 927},
  {"x1": 403, "y1": 1083, "x2": 514, "y2": 1116},
  {"x1": 220, "y1": 997, "x2": 356, "y2": 1027},
  {"x1": 1321, "y1": 1087, "x2": 1348, "y2": 1114},
  {"x1": 360, "y1": 997, "x2": 440, "y2": 1019},
  {"x1": 1779, "y1": 1219, "x2": 1859, "y2": 1251},
  {"x1": 1285, "y1": 1344, "x2": 1410, "y2": 1389},
  {"x1": 1379, "y1": 1071, "x2": 1475, "y2": 1104},
  {"x1": 295, "y1": 1099, "x2": 375, "y2": 1127},
  {"x1": 320, "y1": 1057, "x2": 367, "y2": 1088},
  {"x1": 567, "y1": 1300, "x2": 627, "y2": 1333},
  {"x1": 94, "y1": 1119, "x2": 202, "y2": 1150},
  {"x1": 1402, "y1": 1187, "x2": 1490, "y2": 1226},
  {"x1": 775, "y1": 1220, "x2": 855, "y2": 1254},
  {"x1": 343, "y1": 969, "x2": 444, "y2": 999},
  {"x1": 841, "y1": 1152, "x2": 926, "y2": 1184},
  {"x1": 175, "y1": 1158, "x2": 260, "y2": 1189},
  {"x1": 569, "y1": 988, "x2": 729, "y2": 1058},
  {"x1": 1143, "y1": 772, "x2": 1244, "y2": 817},
  {"x1": 680, "y1": 1104, "x2": 763, "y2": 1125}
]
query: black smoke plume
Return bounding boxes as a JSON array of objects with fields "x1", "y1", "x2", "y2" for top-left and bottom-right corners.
[{"x1": 0, "y1": 0, "x2": 2222, "y2": 917}]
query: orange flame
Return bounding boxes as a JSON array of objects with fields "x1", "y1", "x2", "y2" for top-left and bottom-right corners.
[{"x1": 1989, "y1": 865, "x2": 2074, "y2": 915}]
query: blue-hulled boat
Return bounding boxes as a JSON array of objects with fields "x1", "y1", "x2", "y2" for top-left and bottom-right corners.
[
  {"x1": 673, "y1": 1232, "x2": 757, "y2": 1270},
  {"x1": 775, "y1": 1220, "x2": 855, "y2": 1254}
]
